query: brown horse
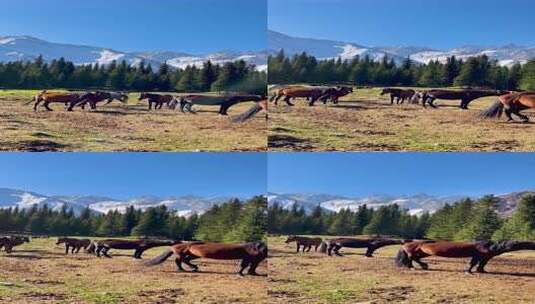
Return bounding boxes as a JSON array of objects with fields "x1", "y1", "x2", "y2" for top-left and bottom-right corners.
[
  {"x1": 273, "y1": 86, "x2": 332, "y2": 106},
  {"x1": 320, "y1": 238, "x2": 406, "y2": 257},
  {"x1": 380, "y1": 88, "x2": 416, "y2": 105},
  {"x1": 138, "y1": 93, "x2": 174, "y2": 110},
  {"x1": 144, "y1": 241, "x2": 267, "y2": 276},
  {"x1": 93, "y1": 239, "x2": 179, "y2": 259},
  {"x1": 0, "y1": 236, "x2": 30, "y2": 253},
  {"x1": 32, "y1": 91, "x2": 81, "y2": 111},
  {"x1": 479, "y1": 92, "x2": 535, "y2": 122},
  {"x1": 56, "y1": 237, "x2": 91, "y2": 254},
  {"x1": 67, "y1": 91, "x2": 128, "y2": 111},
  {"x1": 396, "y1": 240, "x2": 535, "y2": 273},
  {"x1": 416, "y1": 89, "x2": 508, "y2": 109},
  {"x1": 285, "y1": 235, "x2": 323, "y2": 252}
]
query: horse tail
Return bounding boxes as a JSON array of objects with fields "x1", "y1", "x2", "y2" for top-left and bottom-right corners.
[
  {"x1": 319, "y1": 241, "x2": 328, "y2": 253},
  {"x1": 144, "y1": 249, "x2": 174, "y2": 266},
  {"x1": 395, "y1": 247, "x2": 411, "y2": 268},
  {"x1": 479, "y1": 100, "x2": 503, "y2": 119},
  {"x1": 232, "y1": 102, "x2": 264, "y2": 123}
]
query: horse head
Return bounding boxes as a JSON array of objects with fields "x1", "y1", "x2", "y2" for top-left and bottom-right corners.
[
  {"x1": 138, "y1": 92, "x2": 147, "y2": 101},
  {"x1": 285, "y1": 235, "x2": 296, "y2": 243},
  {"x1": 492, "y1": 240, "x2": 535, "y2": 254},
  {"x1": 380, "y1": 88, "x2": 391, "y2": 95},
  {"x1": 56, "y1": 237, "x2": 66, "y2": 245}
]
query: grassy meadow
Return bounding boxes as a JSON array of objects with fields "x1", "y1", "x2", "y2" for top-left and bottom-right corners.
[
  {"x1": 0, "y1": 90, "x2": 266, "y2": 152},
  {"x1": 0, "y1": 237, "x2": 267, "y2": 304},
  {"x1": 268, "y1": 236, "x2": 535, "y2": 304},
  {"x1": 268, "y1": 87, "x2": 535, "y2": 151}
]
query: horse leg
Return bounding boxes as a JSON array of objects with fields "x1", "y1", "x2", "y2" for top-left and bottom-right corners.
[
  {"x1": 333, "y1": 245, "x2": 343, "y2": 256},
  {"x1": 476, "y1": 257, "x2": 490, "y2": 273},
  {"x1": 182, "y1": 255, "x2": 199, "y2": 272},
  {"x1": 314, "y1": 245, "x2": 319, "y2": 252},
  {"x1": 364, "y1": 246, "x2": 375, "y2": 257},
  {"x1": 427, "y1": 97, "x2": 437, "y2": 108},
  {"x1": 513, "y1": 109, "x2": 529, "y2": 123},
  {"x1": 71, "y1": 246, "x2": 76, "y2": 254},
  {"x1": 390, "y1": 95, "x2": 394, "y2": 105},
  {"x1": 308, "y1": 96, "x2": 319, "y2": 106},
  {"x1": 466, "y1": 256, "x2": 480, "y2": 274},
  {"x1": 413, "y1": 258, "x2": 428, "y2": 270},
  {"x1": 102, "y1": 247, "x2": 112, "y2": 258},
  {"x1": 248, "y1": 260, "x2": 260, "y2": 275},
  {"x1": 44, "y1": 101, "x2": 53, "y2": 111},
  {"x1": 175, "y1": 256, "x2": 186, "y2": 272},
  {"x1": 284, "y1": 96, "x2": 294, "y2": 106},
  {"x1": 135, "y1": 248, "x2": 146, "y2": 259},
  {"x1": 306, "y1": 245, "x2": 312, "y2": 252},
  {"x1": 296, "y1": 244, "x2": 300, "y2": 253},
  {"x1": 65, "y1": 245, "x2": 69, "y2": 255},
  {"x1": 148, "y1": 101, "x2": 153, "y2": 111},
  {"x1": 34, "y1": 99, "x2": 42, "y2": 111},
  {"x1": 75, "y1": 246, "x2": 81, "y2": 254},
  {"x1": 238, "y1": 258, "x2": 251, "y2": 276},
  {"x1": 504, "y1": 107, "x2": 514, "y2": 122}
]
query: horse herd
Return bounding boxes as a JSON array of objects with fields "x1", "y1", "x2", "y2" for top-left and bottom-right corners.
[
  {"x1": 284, "y1": 235, "x2": 535, "y2": 274},
  {"x1": 0, "y1": 235, "x2": 267, "y2": 277},
  {"x1": 29, "y1": 90, "x2": 265, "y2": 116},
  {"x1": 269, "y1": 84, "x2": 535, "y2": 123}
]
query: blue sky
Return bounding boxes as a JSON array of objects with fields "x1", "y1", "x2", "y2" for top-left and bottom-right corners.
[
  {"x1": 0, "y1": 153, "x2": 266, "y2": 199},
  {"x1": 0, "y1": 0, "x2": 267, "y2": 53},
  {"x1": 269, "y1": 0, "x2": 535, "y2": 49},
  {"x1": 268, "y1": 153, "x2": 535, "y2": 197}
]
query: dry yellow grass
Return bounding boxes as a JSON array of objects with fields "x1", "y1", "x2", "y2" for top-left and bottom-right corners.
[
  {"x1": 268, "y1": 236, "x2": 535, "y2": 304},
  {"x1": 0, "y1": 90, "x2": 266, "y2": 151},
  {"x1": 0, "y1": 238, "x2": 267, "y2": 304},
  {"x1": 268, "y1": 87, "x2": 535, "y2": 151}
]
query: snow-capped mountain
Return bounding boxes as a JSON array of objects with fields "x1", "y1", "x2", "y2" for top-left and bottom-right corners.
[
  {"x1": 0, "y1": 35, "x2": 267, "y2": 70},
  {"x1": 0, "y1": 188, "x2": 241, "y2": 216},
  {"x1": 268, "y1": 191, "x2": 535, "y2": 217},
  {"x1": 268, "y1": 30, "x2": 535, "y2": 66}
]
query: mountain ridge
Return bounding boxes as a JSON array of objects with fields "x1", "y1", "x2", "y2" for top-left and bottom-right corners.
[
  {"x1": 0, "y1": 35, "x2": 267, "y2": 70},
  {"x1": 268, "y1": 30, "x2": 535, "y2": 66}
]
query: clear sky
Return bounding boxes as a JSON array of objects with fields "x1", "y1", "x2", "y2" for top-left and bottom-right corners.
[
  {"x1": 0, "y1": 0, "x2": 267, "y2": 53},
  {"x1": 269, "y1": 0, "x2": 535, "y2": 49},
  {"x1": 268, "y1": 153, "x2": 535, "y2": 197},
  {"x1": 0, "y1": 153, "x2": 266, "y2": 199}
]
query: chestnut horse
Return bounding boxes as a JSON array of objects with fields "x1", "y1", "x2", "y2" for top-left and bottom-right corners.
[
  {"x1": 93, "y1": 239, "x2": 179, "y2": 259},
  {"x1": 320, "y1": 238, "x2": 406, "y2": 257},
  {"x1": 144, "y1": 241, "x2": 267, "y2": 276},
  {"x1": 272, "y1": 86, "x2": 332, "y2": 106},
  {"x1": 56, "y1": 237, "x2": 91, "y2": 254},
  {"x1": 416, "y1": 89, "x2": 508, "y2": 109},
  {"x1": 396, "y1": 240, "x2": 535, "y2": 273},
  {"x1": 32, "y1": 91, "x2": 81, "y2": 111},
  {"x1": 479, "y1": 92, "x2": 535, "y2": 122},
  {"x1": 285, "y1": 235, "x2": 323, "y2": 252},
  {"x1": 380, "y1": 88, "x2": 416, "y2": 105},
  {"x1": 0, "y1": 236, "x2": 30, "y2": 253},
  {"x1": 138, "y1": 93, "x2": 174, "y2": 110}
]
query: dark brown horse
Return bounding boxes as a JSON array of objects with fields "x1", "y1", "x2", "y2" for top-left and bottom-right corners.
[
  {"x1": 396, "y1": 240, "x2": 535, "y2": 273},
  {"x1": 314, "y1": 86, "x2": 354, "y2": 106},
  {"x1": 138, "y1": 93, "x2": 174, "y2": 110},
  {"x1": 380, "y1": 88, "x2": 416, "y2": 105},
  {"x1": 320, "y1": 238, "x2": 406, "y2": 257},
  {"x1": 179, "y1": 94, "x2": 265, "y2": 115},
  {"x1": 144, "y1": 241, "x2": 267, "y2": 276},
  {"x1": 56, "y1": 237, "x2": 91, "y2": 254},
  {"x1": 0, "y1": 236, "x2": 30, "y2": 253},
  {"x1": 67, "y1": 91, "x2": 128, "y2": 111},
  {"x1": 285, "y1": 235, "x2": 323, "y2": 252},
  {"x1": 93, "y1": 239, "x2": 179, "y2": 259},
  {"x1": 479, "y1": 92, "x2": 535, "y2": 122},
  {"x1": 416, "y1": 89, "x2": 508, "y2": 109}
]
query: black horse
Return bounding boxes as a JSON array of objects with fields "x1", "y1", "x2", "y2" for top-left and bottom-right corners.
[
  {"x1": 320, "y1": 238, "x2": 406, "y2": 257},
  {"x1": 138, "y1": 93, "x2": 174, "y2": 110}
]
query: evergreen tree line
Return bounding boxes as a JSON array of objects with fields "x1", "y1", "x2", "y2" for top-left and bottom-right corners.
[
  {"x1": 268, "y1": 50, "x2": 535, "y2": 90},
  {"x1": 268, "y1": 194, "x2": 535, "y2": 241},
  {"x1": 0, "y1": 56, "x2": 267, "y2": 95},
  {"x1": 0, "y1": 196, "x2": 267, "y2": 243}
]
